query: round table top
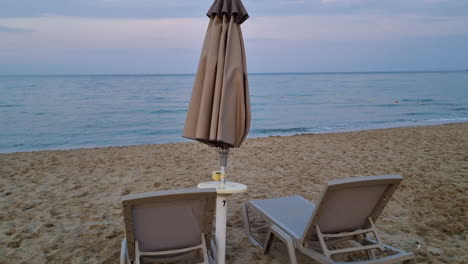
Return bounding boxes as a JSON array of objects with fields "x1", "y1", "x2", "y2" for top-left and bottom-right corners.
[{"x1": 197, "y1": 181, "x2": 248, "y2": 194}]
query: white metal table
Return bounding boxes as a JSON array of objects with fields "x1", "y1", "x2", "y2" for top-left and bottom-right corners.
[{"x1": 197, "y1": 181, "x2": 247, "y2": 264}]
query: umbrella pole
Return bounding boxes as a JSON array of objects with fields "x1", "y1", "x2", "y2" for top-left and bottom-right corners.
[
  {"x1": 218, "y1": 147, "x2": 229, "y2": 185},
  {"x1": 216, "y1": 147, "x2": 230, "y2": 264}
]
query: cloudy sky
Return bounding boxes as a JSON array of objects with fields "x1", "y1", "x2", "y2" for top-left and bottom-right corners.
[{"x1": 1, "y1": 0, "x2": 467, "y2": 74}]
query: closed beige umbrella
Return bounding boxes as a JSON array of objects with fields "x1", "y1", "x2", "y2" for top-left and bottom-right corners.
[{"x1": 183, "y1": 0, "x2": 250, "y2": 174}]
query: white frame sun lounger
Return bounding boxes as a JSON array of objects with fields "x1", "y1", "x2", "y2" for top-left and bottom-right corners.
[
  {"x1": 121, "y1": 188, "x2": 217, "y2": 264},
  {"x1": 243, "y1": 175, "x2": 414, "y2": 264}
]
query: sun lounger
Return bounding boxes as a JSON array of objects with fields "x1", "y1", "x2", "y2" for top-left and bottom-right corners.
[
  {"x1": 121, "y1": 188, "x2": 217, "y2": 264},
  {"x1": 243, "y1": 175, "x2": 414, "y2": 264}
]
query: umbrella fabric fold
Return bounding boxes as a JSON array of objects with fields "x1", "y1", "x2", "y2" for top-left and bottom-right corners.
[
  {"x1": 207, "y1": 0, "x2": 249, "y2": 25},
  {"x1": 183, "y1": 3, "x2": 250, "y2": 149}
]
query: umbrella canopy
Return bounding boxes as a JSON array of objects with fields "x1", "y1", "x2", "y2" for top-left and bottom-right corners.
[{"x1": 183, "y1": 0, "x2": 250, "y2": 149}]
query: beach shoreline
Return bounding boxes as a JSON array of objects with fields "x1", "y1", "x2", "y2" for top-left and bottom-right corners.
[
  {"x1": 1, "y1": 123, "x2": 467, "y2": 263},
  {"x1": 2, "y1": 120, "x2": 467, "y2": 155}
]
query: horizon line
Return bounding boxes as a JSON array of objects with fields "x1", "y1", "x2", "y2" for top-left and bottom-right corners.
[{"x1": 0, "y1": 70, "x2": 466, "y2": 77}]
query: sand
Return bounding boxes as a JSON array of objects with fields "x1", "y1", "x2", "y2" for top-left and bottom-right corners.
[{"x1": 0, "y1": 123, "x2": 467, "y2": 264}]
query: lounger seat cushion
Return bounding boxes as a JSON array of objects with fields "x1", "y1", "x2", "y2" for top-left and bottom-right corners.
[{"x1": 250, "y1": 195, "x2": 315, "y2": 239}]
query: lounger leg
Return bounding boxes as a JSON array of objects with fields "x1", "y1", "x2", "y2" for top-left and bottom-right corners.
[
  {"x1": 358, "y1": 234, "x2": 376, "y2": 260},
  {"x1": 366, "y1": 249, "x2": 376, "y2": 260},
  {"x1": 269, "y1": 225, "x2": 298, "y2": 264},
  {"x1": 316, "y1": 225, "x2": 332, "y2": 258},
  {"x1": 209, "y1": 238, "x2": 217, "y2": 264},
  {"x1": 200, "y1": 235, "x2": 209, "y2": 264},
  {"x1": 208, "y1": 254, "x2": 215, "y2": 264},
  {"x1": 135, "y1": 240, "x2": 141, "y2": 264},
  {"x1": 242, "y1": 203, "x2": 264, "y2": 248},
  {"x1": 120, "y1": 239, "x2": 130, "y2": 264},
  {"x1": 243, "y1": 203, "x2": 298, "y2": 264},
  {"x1": 264, "y1": 229, "x2": 275, "y2": 254}
]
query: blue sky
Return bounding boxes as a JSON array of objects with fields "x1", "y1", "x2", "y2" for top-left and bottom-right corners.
[{"x1": 0, "y1": 0, "x2": 467, "y2": 74}]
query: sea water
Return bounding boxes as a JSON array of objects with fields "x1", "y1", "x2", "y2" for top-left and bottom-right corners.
[{"x1": 1, "y1": 71, "x2": 467, "y2": 153}]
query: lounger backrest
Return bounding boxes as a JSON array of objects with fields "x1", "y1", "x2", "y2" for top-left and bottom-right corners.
[
  {"x1": 302, "y1": 175, "x2": 402, "y2": 243},
  {"x1": 122, "y1": 188, "x2": 217, "y2": 261}
]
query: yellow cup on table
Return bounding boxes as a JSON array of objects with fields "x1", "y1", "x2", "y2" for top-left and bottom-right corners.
[{"x1": 212, "y1": 171, "x2": 224, "y2": 181}]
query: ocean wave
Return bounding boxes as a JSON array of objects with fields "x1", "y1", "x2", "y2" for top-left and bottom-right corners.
[
  {"x1": 150, "y1": 109, "x2": 187, "y2": 114},
  {"x1": 375, "y1": 104, "x2": 401, "y2": 107},
  {"x1": 401, "y1": 99, "x2": 434, "y2": 102},
  {"x1": 402, "y1": 112, "x2": 437, "y2": 116},
  {"x1": 0, "y1": 104, "x2": 23, "y2": 107},
  {"x1": 141, "y1": 130, "x2": 182, "y2": 136},
  {"x1": 425, "y1": 117, "x2": 468, "y2": 122},
  {"x1": 450, "y1": 107, "x2": 467, "y2": 111},
  {"x1": 252, "y1": 127, "x2": 310, "y2": 134}
]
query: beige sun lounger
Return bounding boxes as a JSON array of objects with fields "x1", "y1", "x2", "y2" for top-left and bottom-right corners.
[
  {"x1": 120, "y1": 188, "x2": 217, "y2": 264},
  {"x1": 243, "y1": 175, "x2": 415, "y2": 264}
]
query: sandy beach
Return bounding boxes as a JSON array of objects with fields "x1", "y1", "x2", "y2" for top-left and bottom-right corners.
[{"x1": 0, "y1": 123, "x2": 466, "y2": 263}]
